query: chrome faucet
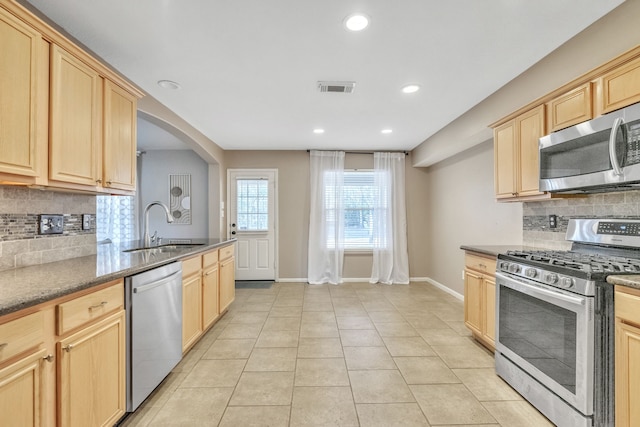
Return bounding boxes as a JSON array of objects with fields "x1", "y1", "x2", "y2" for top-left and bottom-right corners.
[{"x1": 142, "y1": 201, "x2": 174, "y2": 247}]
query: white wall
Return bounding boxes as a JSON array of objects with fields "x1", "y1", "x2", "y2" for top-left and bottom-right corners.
[
  {"x1": 425, "y1": 139, "x2": 522, "y2": 296},
  {"x1": 139, "y1": 150, "x2": 209, "y2": 239}
]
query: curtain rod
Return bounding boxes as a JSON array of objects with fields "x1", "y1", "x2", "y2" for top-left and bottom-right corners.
[{"x1": 306, "y1": 150, "x2": 408, "y2": 156}]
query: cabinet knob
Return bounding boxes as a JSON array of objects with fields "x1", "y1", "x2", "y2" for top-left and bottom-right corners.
[
  {"x1": 106, "y1": 180, "x2": 112, "y2": 185},
  {"x1": 63, "y1": 344, "x2": 74, "y2": 352},
  {"x1": 88, "y1": 301, "x2": 108, "y2": 311},
  {"x1": 43, "y1": 354, "x2": 54, "y2": 362},
  {"x1": 96, "y1": 179, "x2": 102, "y2": 184}
]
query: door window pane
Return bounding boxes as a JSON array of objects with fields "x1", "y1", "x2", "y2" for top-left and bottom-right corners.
[{"x1": 237, "y1": 179, "x2": 268, "y2": 231}]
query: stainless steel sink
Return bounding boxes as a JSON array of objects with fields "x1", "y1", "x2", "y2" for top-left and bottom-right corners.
[{"x1": 123, "y1": 243, "x2": 205, "y2": 254}]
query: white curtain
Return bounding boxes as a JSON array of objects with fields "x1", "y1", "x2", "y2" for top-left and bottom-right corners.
[
  {"x1": 308, "y1": 150, "x2": 345, "y2": 285},
  {"x1": 370, "y1": 152, "x2": 410, "y2": 284}
]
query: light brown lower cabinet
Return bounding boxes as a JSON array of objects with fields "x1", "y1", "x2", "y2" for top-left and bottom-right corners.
[
  {"x1": 219, "y1": 250, "x2": 235, "y2": 314},
  {"x1": 463, "y1": 251, "x2": 496, "y2": 351},
  {"x1": 615, "y1": 286, "x2": 640, "y2": 427},
  {"x1": 0, "y1": 279, "x2": 125, "y2": 427}
]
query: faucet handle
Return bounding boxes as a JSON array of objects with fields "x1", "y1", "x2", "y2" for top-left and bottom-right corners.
[{"x1": 150, "y1": 231, "x2": 158, "y2": 243}]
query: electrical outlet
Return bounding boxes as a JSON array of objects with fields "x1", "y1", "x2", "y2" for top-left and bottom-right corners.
[
  {"x1": 82, "y1": 214, "x2": 91, "y2": 230},
  {"x1": 39, "y1": 214, "x2": 63, "y2": 234},
  {"x1": 549, "y1": 214, "x2": 557, "y2": 229}
]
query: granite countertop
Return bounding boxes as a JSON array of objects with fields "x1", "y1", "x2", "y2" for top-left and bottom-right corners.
[
  {"x1": 0, "y1": 238, "x2": 236, "y2": 317},
  {"x1": 607, "y1": 275, "x2": 640, "y2": 290},
  {"x1": 460, "y1": 245, "x2": 540, "y2": 258}
]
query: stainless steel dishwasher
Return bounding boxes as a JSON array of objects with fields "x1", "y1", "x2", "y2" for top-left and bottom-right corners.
[{"x1": 125, "y1": 261, "x2": 182, "y2": 412}]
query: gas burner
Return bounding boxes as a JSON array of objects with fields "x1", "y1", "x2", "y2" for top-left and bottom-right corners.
[{"x1": 504, "y1": 249, "x2": 640, "y2": 274}]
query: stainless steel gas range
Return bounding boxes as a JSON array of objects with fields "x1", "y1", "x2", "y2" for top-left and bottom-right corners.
[{"x1": 495, "y1": 218, "x2": 640, "y2": 427}]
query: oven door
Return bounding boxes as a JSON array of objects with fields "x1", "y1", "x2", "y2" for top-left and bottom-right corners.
[{"x1": 495, "y1": 272, "x2": 594, "y2": 415}]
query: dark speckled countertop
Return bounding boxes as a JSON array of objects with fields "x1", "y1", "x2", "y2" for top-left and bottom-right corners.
[
  {"x1": 460, "y1": 245, "x2": 540, "y2": 258},
  {"x1": 0, "y1": 238, "x2": 236, "y2": 317},
  {"x1": 607, "y1": 275, "x2": 640, "y2": 290}
]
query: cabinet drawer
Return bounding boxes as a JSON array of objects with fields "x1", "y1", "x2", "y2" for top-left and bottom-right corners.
[
  {"x1": 202, "y1": 249, "x2": 219, "y2": 269},
  {"x1": 0, "y1": 311, "x2": 45, "y2": 364},
  {"x1": 464, "y1": 253, "x2": 496, "y2": 275},
  {"x1": 182, "y1": 255, "x2": 201, "y2": 278},
  {"x1": 57, "y1": 281, "x2": 124, "y2": 335},
  {"x1": 219, "y1": 244, "x2": 234, "y2": 261},
  {"x1": 616, "y1": 287, "x2": 640, "y2": 326}
]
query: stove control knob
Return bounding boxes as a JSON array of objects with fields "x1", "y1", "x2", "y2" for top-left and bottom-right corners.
[
  {"x1": 499, "y1": 262, "x2": 510, "y2": 271},
  {"x1": 508, "y1": 264, "x2": 521, "y2": 274},
  {"x1": 525, "y1": 268, "x2": 537, "y2": 279},
  {"x1": 545, "y1": 273, "x2": 558, "y2": 284},
  {"x1": 560, "y1": 277, "x2": 574, "y2": 288}
]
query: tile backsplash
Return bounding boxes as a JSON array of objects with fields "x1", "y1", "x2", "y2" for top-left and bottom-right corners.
[
  {"x1": 0, "y1": 186, "x2": 96, "y2": 271},
  {"x1": 523, "y1": 190, "x2": 640, "y2": 249}
]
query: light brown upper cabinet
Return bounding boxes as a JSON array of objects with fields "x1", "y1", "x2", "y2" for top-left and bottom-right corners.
[
  {"x1": 0, "y1": 7, "x2": 47, "y2": 183},
  {"x1": 547, "y1": 82, "x2": 593, "y2": 132},
  {"x1": 49, "y1": 45, "x2": 102, "y2": 188},
  {"x1": 494, "y1": 105, "x2": 545, "y2": 200},
  {"x1": 103, "y1": 80, "x2": 137, "y2": 191},
  {"x1": 601, "y1": 55, "x2": 640, "y2": 114}
]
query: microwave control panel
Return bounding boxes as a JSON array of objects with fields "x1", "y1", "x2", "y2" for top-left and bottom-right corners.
[{"x1": 626, "y1": 122, "x2": 640, "y2": 164}]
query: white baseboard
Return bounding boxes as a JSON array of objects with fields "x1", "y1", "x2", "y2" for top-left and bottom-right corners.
[
  {"x1": 423, "y1": 277, "x2": 464, "y2": 301},
  {"x1": 275, "y1": 278, "x2": 308, "y2": 283}
]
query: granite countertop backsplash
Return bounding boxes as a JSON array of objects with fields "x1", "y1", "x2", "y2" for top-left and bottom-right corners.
[{"x1": 0, "y1": 238, "x2": 235, "y2": 317}]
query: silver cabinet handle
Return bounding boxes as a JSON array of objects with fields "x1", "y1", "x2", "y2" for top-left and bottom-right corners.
[
  {"x1": 609, "y1": 117, "x2": 625, "y2": 176},
  {"x1": 43, "y1": 354, "x2": 54, "y2": 362},
  {"x1": 63, "y1": 344, "x2": 73, "y2": 352},
  {"x1": 0, "y1": 343, "x2": 7, "y2": 349},
  {"x1": 88, "y1": 301, "x2": 108, "y2": 311}
]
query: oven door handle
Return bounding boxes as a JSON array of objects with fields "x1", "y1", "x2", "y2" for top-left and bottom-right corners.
[{"x1": 497, "y1": 272, "x2": 585, "y2": 306}]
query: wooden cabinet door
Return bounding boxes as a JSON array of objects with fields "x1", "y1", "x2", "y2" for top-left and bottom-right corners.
[
  {"x1": 601, "y1": 55, "x2": 640, "y2": 114},
  {"x1": 202, "y1": 264, "x2": 219, "y2": 330},
  {"x1": 219, "y1": 256, "x2": 235, "y2": 314},
  {"x1": 517, "y1": 105, "x2": 545, "y2": 197},
  {"x1": 50, "y1": 45, "x2": 101, "y2": 187},
  {"x1": 547, "y1": 83, "x2": 593, "y2": 132},
  {"x1": 57, "y1": 310, "x2": 125, "y2": 427},
  {"x1": 464, "y1": 270, "x2": 482, "y2": 336},
  {"x1": 616, "y1": 319, "x2": 640, "y2": 427},
  {"x1": 0, "y1": 9, "x2": 42, "y2": 178},
  {"x1": 103, "y1": 80, "x2": 136, "y2": 191},
  {"x1": 0, "y1": 348, "x2": 47, "y2": 427},
  {"x1": 182, "y1": 273, "x2": 202, "y2": 352},
  {"x1": 493, "y1": 121, "x2": 516, "y2": 199},
  {"x1": 483, "y1": 278, "x2": 496, "y2": 348}
]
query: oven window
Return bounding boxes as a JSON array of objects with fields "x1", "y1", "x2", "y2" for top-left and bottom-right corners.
[{"x1": 499, "y1": 286, "x2": 577, "y2": 394}]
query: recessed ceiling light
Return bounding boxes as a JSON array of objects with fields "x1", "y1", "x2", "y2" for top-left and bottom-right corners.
[
  {"x1": 344, "y1": 14, "x2": 369, "y2": 31},
  {"x1": 401, "y1": 84, "x2": 420, "y2": 94},
  {"x1": 157, "y1": 80, "x2": 181, "y2": 90},
  {"x1": 381, "y1": 129, "x2": 393, "y2": 134},
  {"x1": 313, "y1": 129, "x2": 325, "y2": 134}
]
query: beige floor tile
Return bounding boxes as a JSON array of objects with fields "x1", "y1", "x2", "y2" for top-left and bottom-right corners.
[
  {"x1": 218, "y1": 406, "x2": 290, "y2": 427},
  {"x1": 301, "y1": 311, "x2": 336, "y2": 322},
  {"x1": 482, "y1": 401, "x2": 555, "y2": 426},
  {"x1": 295, "y1": 358, "x2": 349, "y2": 386},
  {"x1": 141, "y1": 371, "x2": 187, "y2": 408},
  {"x1": 302, "y1": 301, "x2": 335, "y2": 311},
  {"x1": 417, "y1": 327, "x2": 472, "y2": 346},
  {"x1": 375, "y1": 321, "x2": 419, "y2": 337},
  {"x1": 404, "y1": 315, "x2": 450, "y2": 330},
  {"x1": 245, "y1": 347, "x2": 298, "y2": 371},
  {"x1": 269, "y1": 306, "x2": 303, "y2": 317},
  {"x1": 119, "y1": 405, "x2": 160, "y2": 426},
  {"x1": 273, "y1": 297, "x2": 304, "y2": 307},
  {"x1": 229, "y1": 371, "x2": 294, "y2": 406},
  {"x1": 238, "y1": 302, "x2": 274, "y2": 312},
  {"x1": 171, "y1": 347, "x2": 205, "y2": 373},
  {"x1": 431, "y1": 342, "x2": 495, "y2": 369},
  {"x1": 343, "y1": 346, "x2": 396, "y2": 369},
  {"x1": 368, "y1": 311, "x2": 405, "y2": 323},
  {"x1": 229, "y1": 311, "x2": 269, "y2": 324},
  {"x1": 202, "y1": 338, "x2": 255, "y2": 359},
  {"x1": 333, "y1": 305, "x2": 368, "y2": 316},
  {"x1": 382, "y1": 336, "x2": 435, "y2": 356},
  {"x1": 262, "y1": 316, "x2": 301, "y2": 331},
  {"x1": 356, "y1": 403, "x2": 430, "y2": 427},
  {"x1": 340, "y1": 329, "x2": 384, "y2": 346},
  {"x1": 290, "y1": 386, "x2": 358, "y2": 426},
  {"x1": 180, "y1": 359, "x2": 245, "y2": 387},
  {"x1": 349, "y1": 370, "x2": 415, "y2": 403},
  {"x1": 336, "y1": 315, "x2": 375, "y2": 330},
  {"x1": 149, "y1": 387, "x2": 233, "y2": 426},
  {"x1": 297, "y1": 337, "x2": 344, "y2": 358},
  {"x1": 452, "y1": 368, "x2": 523, "y2": 401},
  {"x1": 218, "y1": 323, "x2": 263, "y2": 339},
  {"x1": 300, "y1": 321, "x2": 339, "y2": 338},
  {"x1": 410, "y1": 384, "x2": 496, "y2": 425},
  {"x1": 394, "y1": 357, "x2": 460, "y2": 385},
  {"x1": 444, "y1": 320, "x2": 473, "y2": 336},
  {"x1": 362, "y1": 300, "x2": 397, "y2": 311},
  {"x1": 255, "y1": 330, "x2": 299, "y2": 347}
]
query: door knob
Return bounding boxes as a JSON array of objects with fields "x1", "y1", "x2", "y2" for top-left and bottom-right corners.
[
  {"x1": 231, "y1": 231, "x2": 236, "y2": 235},
  {"x1": 231, "y1": 223, "x2": 236, "y2": 228}
]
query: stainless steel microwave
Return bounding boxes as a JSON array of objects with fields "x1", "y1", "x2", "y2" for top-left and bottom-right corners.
[{"x1": 539, "y1": 102, "x2": 640, "y2": 193}]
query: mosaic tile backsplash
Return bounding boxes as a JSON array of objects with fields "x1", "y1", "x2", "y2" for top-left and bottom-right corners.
[
  {"x1": 0, "y1": 186, "x2": 96, "y2": 271},
  {"x1": 523, "y1": 190, "x2": 640, "y2": 250}
]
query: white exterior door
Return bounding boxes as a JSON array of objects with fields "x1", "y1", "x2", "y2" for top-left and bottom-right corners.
[{"x1": 228, "y1": 169, "x2": 277, "y2": 281}]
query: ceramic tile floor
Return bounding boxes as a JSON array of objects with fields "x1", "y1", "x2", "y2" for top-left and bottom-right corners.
[{"x1": 120, "y1": 281, "x2": 554, "y2": 427}]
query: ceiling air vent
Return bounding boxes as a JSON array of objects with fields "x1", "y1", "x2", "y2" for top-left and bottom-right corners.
[{"x1": 317, "y1": 81, "x2": 356, "y2": 93}]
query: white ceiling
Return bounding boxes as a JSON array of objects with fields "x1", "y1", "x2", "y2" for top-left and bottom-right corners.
[{"x1": 23, "y1": 0, "x2": 624, "y2": 152}]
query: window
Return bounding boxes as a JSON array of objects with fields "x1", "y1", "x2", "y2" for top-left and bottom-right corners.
[
  {"x1": 236, "y1": 179, "x2": 269, "y2": 231},
  {"x1": 326, "y1": 170, "x2": 388, "y2": 250}
]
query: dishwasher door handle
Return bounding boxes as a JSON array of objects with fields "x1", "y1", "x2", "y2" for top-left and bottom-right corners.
[{"x1": 133, "y1": 270, "x2": 182, "y2": 294}]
